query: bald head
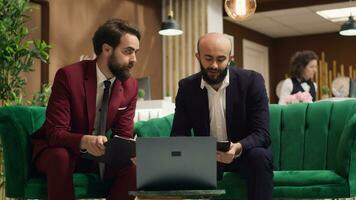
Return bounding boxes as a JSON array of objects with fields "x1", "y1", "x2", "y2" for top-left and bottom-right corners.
[
  {"x1": 196, "y1": 33, "x2": 233, "y2": 87},
  {"x1": 197, "y1": 33, "x2": 232, "y2": 56}
]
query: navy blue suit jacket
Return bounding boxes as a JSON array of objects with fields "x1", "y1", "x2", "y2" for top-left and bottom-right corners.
[{"x1": 171, "y1": 67, "x2": 271, "y2": 152}]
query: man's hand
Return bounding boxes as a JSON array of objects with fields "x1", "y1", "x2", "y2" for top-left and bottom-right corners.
[
  {"x1": 216, "y1": 142, "x2": 242, "y2": 164},
  {"x1": 80, "y1": 135, "x2": 108, "y2": 156}
]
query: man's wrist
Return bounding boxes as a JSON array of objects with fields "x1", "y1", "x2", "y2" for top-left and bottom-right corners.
[
  {"x1": 233, "y1": 142, "x2": 243, "y2": 158},
  {"x1": 80, "y1": 135, "x2": 88, "y2": 150}
]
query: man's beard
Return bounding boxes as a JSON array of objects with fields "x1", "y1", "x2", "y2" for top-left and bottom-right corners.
[
  {"x1": 108, "y1": 53, "x2": 133, "y2": 81},
  {"x1": 200, "y1": 62, "x2": 228, "y2": 85}
]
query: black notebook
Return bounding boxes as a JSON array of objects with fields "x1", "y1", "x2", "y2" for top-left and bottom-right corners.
[{"x1": 81, "y1": 135, "x2": 136, "y2": 168}]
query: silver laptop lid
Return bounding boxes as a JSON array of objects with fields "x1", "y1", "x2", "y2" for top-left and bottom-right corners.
[{"x1": 136, "y1": 137, "x2": 216, "y2": 191}]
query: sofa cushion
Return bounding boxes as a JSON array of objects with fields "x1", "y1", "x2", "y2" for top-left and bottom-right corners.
[
  {"x1": 217, "y1": 170, "x2": 348, "y2": 199},
  {"x1": 273, "y1": 170, "x2": 346, "y2": 186}
]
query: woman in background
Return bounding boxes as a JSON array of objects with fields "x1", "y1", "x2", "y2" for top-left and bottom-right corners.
[{"x1": 278, "y1": 50, "x2": 318, "y2": 104}]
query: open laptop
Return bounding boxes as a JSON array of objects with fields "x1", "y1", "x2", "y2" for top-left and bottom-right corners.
[{"x1": 136, "y1": 137, "x2": 216, "y2": 191}]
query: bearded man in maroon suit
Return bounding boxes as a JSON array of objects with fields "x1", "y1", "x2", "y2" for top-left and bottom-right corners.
[{"x1": 31, "y1": 19, "x2": 140, "y2": 200}]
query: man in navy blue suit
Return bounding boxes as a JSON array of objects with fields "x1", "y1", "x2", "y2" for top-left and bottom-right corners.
[{"x1": 171, "y1": 33, "x2": 273, "y2": 200}]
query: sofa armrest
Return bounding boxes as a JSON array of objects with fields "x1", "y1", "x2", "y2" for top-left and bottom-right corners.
[
  {"x1": 0, "y1": 106, "x2": 45, "y2": 198},
  {"x1": 347, "y1": 114, "x2": 356, "y2": 197},
  {"x1": 336, "y1": 113, "x2": 356, "y2": 196},
  {"x1": 0, "y1": 118, "x2": 30, "y2": 197},
  {"x1": 350, "y1": 135, "x2": 356, "y2": 197}
]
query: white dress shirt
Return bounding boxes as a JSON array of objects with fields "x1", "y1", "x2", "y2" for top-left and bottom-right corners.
[
  {"x1": 93, "y1": 64, "x2": 115, "y2": 135},
  {"x1": 200, "y1": 71, "x2": 230, "y2": 141}
]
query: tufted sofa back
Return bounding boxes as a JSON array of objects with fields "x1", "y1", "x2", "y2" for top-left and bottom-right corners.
[{"x1": 269, "y1": 101, "x2": 356, "y2": 177}]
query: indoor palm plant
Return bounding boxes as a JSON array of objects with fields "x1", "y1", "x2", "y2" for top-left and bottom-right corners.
[{"x1": 0, "y1": 0, "x2": 50, "y2": 105}]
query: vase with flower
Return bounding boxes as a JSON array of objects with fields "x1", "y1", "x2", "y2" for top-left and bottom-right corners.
[{"x1": 280, "y1": 91, "x2": 313, "y2": 105}]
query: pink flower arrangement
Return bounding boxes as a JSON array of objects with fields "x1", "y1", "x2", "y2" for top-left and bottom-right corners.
[{"x1": 280, "y1": 92, "x2": 313, "y2": 105}]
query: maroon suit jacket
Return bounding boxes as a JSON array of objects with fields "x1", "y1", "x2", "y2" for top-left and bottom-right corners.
[{"x1": 32, "y1": 60, "x2": 138, "y2": 160}]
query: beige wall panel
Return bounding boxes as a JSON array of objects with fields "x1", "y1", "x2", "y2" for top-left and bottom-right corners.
[
  {"x1": 23, "y1": 3, "x2": 42, "y2": 100},
  {"x1": 162, "y1": 0, "x2": 214, "y2": 100},
  {"x1": 47, "y1": 0, "x2": 162, "y2": 99}
]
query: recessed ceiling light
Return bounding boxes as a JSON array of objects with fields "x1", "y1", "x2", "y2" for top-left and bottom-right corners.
[{"x1": 316, "y1": 7, "x2": 356, "y2": 22}]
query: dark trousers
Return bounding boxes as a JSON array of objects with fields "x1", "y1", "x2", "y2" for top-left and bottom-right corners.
[
  {"x1": 35, "y1": 147, "x2": 136, "y2": 200},
  {"x1": 218, "y1": 147, "x2": 274, "y2": 200}
]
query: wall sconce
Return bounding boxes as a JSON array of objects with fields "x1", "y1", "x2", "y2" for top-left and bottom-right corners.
[
  {"x1": 224, "y1": 0, "x2": 257, "y2": 21},
  {"x1": 159, "y1": 0, "x2": 183, "y2": 36}
]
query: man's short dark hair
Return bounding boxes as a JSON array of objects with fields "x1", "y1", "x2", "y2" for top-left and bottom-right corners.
[
  {"x1": 290, "y1": 50, "x2": 318, "y2": 79},
  {"x1": 92, "y1": 19, "x2": 141, "y2": 55}
]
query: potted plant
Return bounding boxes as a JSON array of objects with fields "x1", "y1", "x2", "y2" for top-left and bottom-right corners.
[
  {"x1": 164, "y1": 90, "x2": 172, "y2": 102},
  {"x1": 320, "y1": 85, "x2": 330, "y2": 99},
  {"x1": 138, "y1": 89, "x2": 145, "y2": 101},
  {"x1": 0, "y1": 0, "x2": 50, "y2": 105},
  {"x1": 30, "y1": 83, "x2": 51, "y2": 106}
]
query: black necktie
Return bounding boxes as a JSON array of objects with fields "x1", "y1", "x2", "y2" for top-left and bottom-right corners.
[
  {"x1": 98, "y1": 80, "x2": 111, "y2": 136},
  {"x1": 98, "y1": 80, "x2": 111, "y2": 180}
]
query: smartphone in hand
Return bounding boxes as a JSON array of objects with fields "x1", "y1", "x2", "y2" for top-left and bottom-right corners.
[{"x1": 217, "y1": 141, "x2": 230, "y2": 152}]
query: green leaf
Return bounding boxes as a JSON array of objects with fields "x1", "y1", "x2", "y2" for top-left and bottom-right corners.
[{"x1": 0, "y1": 0, "x2": 51, "y2": 105}]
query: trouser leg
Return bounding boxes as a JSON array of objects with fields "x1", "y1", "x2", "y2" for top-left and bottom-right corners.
[
  {"x1": 225, "y1": 147, "x2": 273, "y2": 200},
  {"x1": 105, "y1": 163, "x2": 136, "y2": 200},
  {"x1": 36, "y1": 147, "x2": 76, "y2": 200}
]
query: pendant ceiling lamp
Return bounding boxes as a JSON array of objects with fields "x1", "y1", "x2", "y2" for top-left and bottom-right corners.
[
  {"x1": 159, "y1": 0, "x2": 183, "y2": 36},
  {"x1": 340, "y1": 16, "x2": 356, "y2": 36},
  {"x1": 339, "y1": 1, "x2": 356, "y2": 36},
  {"x1": 224, "y1": 0, "x2": 257, "y2": 21}
]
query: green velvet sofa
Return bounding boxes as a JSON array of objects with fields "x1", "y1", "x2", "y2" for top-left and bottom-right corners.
[{"x1": 0, "y1": 100, "x2": 356, "y2": 199}]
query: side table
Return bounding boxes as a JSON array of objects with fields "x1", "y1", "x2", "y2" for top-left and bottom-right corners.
[{"x1": 129, "y1": 189, "x2": 225, "y2": 200}]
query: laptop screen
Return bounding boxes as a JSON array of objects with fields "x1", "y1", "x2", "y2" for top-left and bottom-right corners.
[{"x1": 136, "y1": 137, "x2": 216, "y2": 191}]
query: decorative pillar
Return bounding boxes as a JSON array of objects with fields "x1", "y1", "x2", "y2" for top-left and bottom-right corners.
[{"x1": 161, "y1": 0, "x2": 223, "y2": 100}]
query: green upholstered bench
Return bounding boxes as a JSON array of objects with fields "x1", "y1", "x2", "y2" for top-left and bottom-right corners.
[
  {"x1": 0, "y1": 100, "x2": 356, "y2": 199},
  {"x1": 134, "y1": 100, "x2": 356, "y2": 199}
]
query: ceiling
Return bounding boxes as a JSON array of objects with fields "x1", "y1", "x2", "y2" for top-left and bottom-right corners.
[{"x1": 224, "y1": 1, "x2": 356, "y2": 38}]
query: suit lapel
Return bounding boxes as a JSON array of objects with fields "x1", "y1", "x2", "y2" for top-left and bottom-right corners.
[
  {"x1": 226, "y1": 68, "x2": 237, "y2": 138},
  {"x1": 84, "y1": 61, "x2": 97, "y2": 133},
  {"x1": 107, "y1": 80, "x2": 122, "y2": 131},
  {"x1": 196, "y1": 75, "x2": 210, "y2": 136}
]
